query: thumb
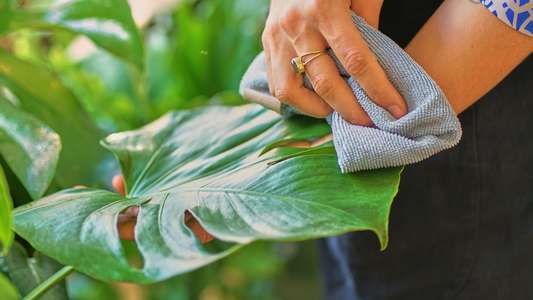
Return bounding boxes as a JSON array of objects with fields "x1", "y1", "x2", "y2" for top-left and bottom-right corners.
[
  {"x1": 112, "y1": 174, "x2": 126, "y2": 196},
  {"x1": 350, "y1": 0, "x2": 383, "y2": 29}
]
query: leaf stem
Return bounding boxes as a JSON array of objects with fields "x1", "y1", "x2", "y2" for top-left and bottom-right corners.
[{"x1": 22, "y1": 265, "x2": 74, "y2": 300}]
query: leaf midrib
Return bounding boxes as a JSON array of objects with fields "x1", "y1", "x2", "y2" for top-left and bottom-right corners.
[{"x1": 148, "y1": 187, "x2": 374, "y2": 228}]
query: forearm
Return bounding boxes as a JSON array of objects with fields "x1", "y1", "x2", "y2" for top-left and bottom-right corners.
[{"x1": 405, "y1": 0, "x2": 533, "y2": 114}]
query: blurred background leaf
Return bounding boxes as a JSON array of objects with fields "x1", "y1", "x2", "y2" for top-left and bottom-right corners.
[
  {"x1": 0, "y1": 0, "x2": 11, "y2": 36},
  {"x1": 0, "y1": 271, "x2": 19, "y2": 300},
  {"x1": 8, "y1": 0, "x2": 145, "y2": 69},
  {"x1": 168, "y1": 0, "x2": 265, "y2": 103},
  {"x1": 0, "y1": 164, "x2": 14, "y2": 256},
  {"x1": 2, "y1": 241, "x2": 69, "y2": 299},
  {"x1": 0, "y1": 50, "x2": 114, "y2": 190},
  {"x1": 0, "y1": 94, "x2": 61, "y2": 200}
]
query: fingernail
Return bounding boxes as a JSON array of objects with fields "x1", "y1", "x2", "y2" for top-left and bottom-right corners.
[{"x1": 388, "y1": 105, "x2": 405, "y2": 119}]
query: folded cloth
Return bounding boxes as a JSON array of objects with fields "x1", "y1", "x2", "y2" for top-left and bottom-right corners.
[{"x1": 239, "y1": 12, "x2": 462, "y2": 173}]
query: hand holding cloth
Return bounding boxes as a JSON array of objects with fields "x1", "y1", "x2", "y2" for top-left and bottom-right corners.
[{"x1": 240, "y1": 12, "x2": 462, "y2": 172}]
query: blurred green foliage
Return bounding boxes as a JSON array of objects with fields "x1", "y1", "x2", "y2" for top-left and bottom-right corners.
[
  {"x1": 0, "y1": 0, "x2": 324, "y2": 299},
  {"x1": 43, "y1": 0, "x2": 269, "y2": 133}
]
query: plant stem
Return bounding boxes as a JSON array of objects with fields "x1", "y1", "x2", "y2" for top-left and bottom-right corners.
[{"x1": 22, "y1": 265, "x2": 74, "y2": 300}]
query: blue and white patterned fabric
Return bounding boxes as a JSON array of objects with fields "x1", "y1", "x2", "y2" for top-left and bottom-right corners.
[
  {"x1": 481, "y1": 0, "x2": 533, "y2": 36},
  {"x1": 239, "y1": 12, "x2": 462, "y2": 173}
]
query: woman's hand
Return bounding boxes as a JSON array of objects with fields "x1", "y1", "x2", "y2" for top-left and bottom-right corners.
[
  {"x1": 110, "y1": 175, "x2": 216, "y2": 244},
  {"x1": 262, "y1": 0, "x2": 407, "y2": 125}
]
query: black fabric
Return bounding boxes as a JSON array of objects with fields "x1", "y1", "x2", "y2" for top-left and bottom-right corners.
[
  {"x1": 318, "y1": 1, "x2": 533, "y2": 299},
  {"x1": 379, "y1": 0, "x2": 444, "y2": 48}
]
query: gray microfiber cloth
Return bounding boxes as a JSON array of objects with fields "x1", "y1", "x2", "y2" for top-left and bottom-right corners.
[{"x1": 239, "y1": 12, "x2": 462, "y2": 173}]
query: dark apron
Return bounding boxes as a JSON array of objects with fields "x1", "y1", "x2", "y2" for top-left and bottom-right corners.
[{"x1": 318, "y1": 1, "x2": 533, "y2": 299}]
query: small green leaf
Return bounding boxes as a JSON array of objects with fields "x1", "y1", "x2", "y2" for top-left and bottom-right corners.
[
  {"x1": 0, "y1": 164, "x2": 14, "y2": 256},
  {"x1": 0, "y1": 95, "x2": 61, "y2": 199},
  {"x1": 13, "y1": 105, "x2": 401, "y2": 284},
  {"x1": 3, "y1": 242, "x2": 69, "y2": 300},
  {"x1": 0, "y1": 50, "x2": 113, "y2": 189},
  {"x1": 10, "y1": 0, "x2": 144, "y2": 69},
  {"x1": 0, "y1": 271, "x2": 19, "y2": 300}
]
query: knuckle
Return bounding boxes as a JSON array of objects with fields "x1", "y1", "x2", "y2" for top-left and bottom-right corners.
[
  {"x1": 261, "y1": 30, "x2": 270, "y2": 46},
  {"x1": 343, "y1": 50, "x2": 371, "y2": 78},
  {"x1": 309, "y1": 0, "x2": 327, "y2": 16},
  {"x1": 344, "y1": 113, "x2": 360, "y2": 125},
  {"x1": 279, "y1": 10, "x2": 301, "y2": 33},
  {"x1": 313, "y1": 75, "x2": 335, "y2": 99},
  {"x1": 274, "y1": 88, "x2": 295, "y2": 105},
  {"x1": 262, "y1": 28, "x2": 277, "y2": 45}
]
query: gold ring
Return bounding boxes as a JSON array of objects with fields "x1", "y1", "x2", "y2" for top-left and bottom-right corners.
[{"x1": 291, "y1": 51, "x2": 326, "y2": 74}]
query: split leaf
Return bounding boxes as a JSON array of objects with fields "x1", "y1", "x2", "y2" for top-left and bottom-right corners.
[{"x1": 13, "y1": 105, "x2": 401, "y2": 284}]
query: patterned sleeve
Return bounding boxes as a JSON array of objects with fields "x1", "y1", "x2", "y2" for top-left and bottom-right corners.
[{"x1": 480, "y1": 0, "x2": 533, "y2": 36}]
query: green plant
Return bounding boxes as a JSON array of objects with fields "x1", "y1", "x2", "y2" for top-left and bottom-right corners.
[
  {"x1": 13, "y1": 105, "x2": 402, "y2": 284},
  {"x1": 0, "y1": 0, "x2": 402, "y2": 299}
]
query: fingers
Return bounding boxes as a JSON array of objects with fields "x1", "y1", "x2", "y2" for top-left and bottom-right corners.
[
  {"x1": 284, "y1": 133, "x2": 334, "y2": 148},
  {"x1": 112, "y1": 174, "x2": 126, "y2": 196},
  {"x1": 305, "y1": 54, "x2": 372, "y2": 125},
  {"x1": 269, "y1": 45, "x2": 334, "y2": 118},
  {"x1": 111, "y1": 176, "x2": 212, "y2": 244},
  {"x1": 116, "y1": 210, "x2": 213, "y2": 244},
  {"x1": 319, "y1": 9, "x2": 407, "y2": 118},
  {"x1": 124, "y1": 206, "x2": 139, "y2": 215},
  {"x1": 264, "y1": 21, "x2": 333, "y2": 118},
  {"x1": 117, "y1": 214, "x2": 136, "y2": 241},
  {"x1": 74, "y1": 178, "x2": 135, "y2": 240},
  {"x1": 263, "y1": 1, "x2": 407, "y2": 123},
  {"x1": 185, "y1": 211, "x2": 215, "y2": 244},
  {"x1": 294, "y1": 35, "x2": 372, "y2": 125},
  {"x1": 310, "y1": 133, "x2": 333, "y2": 147},
  {"x1": 117, "y1": 206, "x2": 138, "y2": 241},
  {"x1": 264, "y1": 2, "x2": 334, "y2": 119}
]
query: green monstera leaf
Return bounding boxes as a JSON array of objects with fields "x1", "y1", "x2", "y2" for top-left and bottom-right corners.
[
  {"x1": 0, "y1": 95, "x2": 61, "y2": 200},
  {"x1": 0, "y1": 50, "x2": 113, "y2": 190},
  {"x1": 7, "y1": 0, "x2": 144, "y2": 69},
  {"x1": 13, "y1": 105, "x2": 402, "y2": 284}
]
